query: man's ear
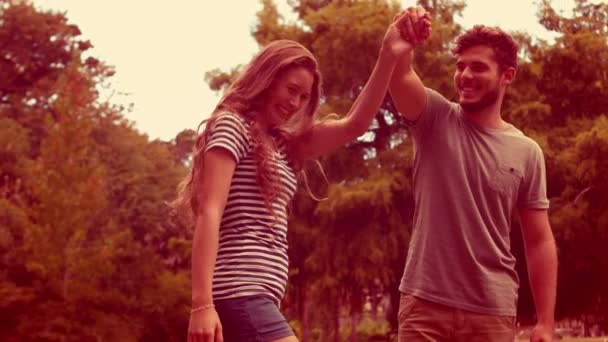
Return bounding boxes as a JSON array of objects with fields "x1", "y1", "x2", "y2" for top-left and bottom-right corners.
[{"x1": 502, "y1": 66, "x2": 516, "y2": 86}]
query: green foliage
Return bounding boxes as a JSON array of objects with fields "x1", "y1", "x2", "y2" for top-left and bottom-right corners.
[
  {"x1": 204, "y1": 67, "x2": 242, "y2": 93},
  {"x1": 2, "y1": 0, "x2": 607, "y2": 340},
  {"x1": 1, "y1": 1, "x2": 190, "y2": 341},
  {"x1": 535, "y1": 31, "x2": 608, "y2": 125},
  {"x1": 355, "y1": 313, "x2": 391, "y2": 339}
]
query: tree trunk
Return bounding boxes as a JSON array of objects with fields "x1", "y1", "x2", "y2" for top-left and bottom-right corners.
[
  {"x1": 301, "y1": 288, "x2": 310, "y2": 342},
  {"x1": 349, "y1": 311, "x2": 361, "y2": 342},
  {"x1": 333, "y1": 302, "x2": 341, "y2": 342},
  {"x1": 370, "y1": 286, "x2": 382, "y2": 321}
]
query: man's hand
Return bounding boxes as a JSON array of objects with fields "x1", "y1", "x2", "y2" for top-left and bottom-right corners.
[
  {"x1": 396, "y1": 7, "x2": 431, "y2": 47},
  {"x1": 382, "y1": 7, "x2": 431, "y2": 59},
  {"x1": 530, "y1": 323, "x2": 553, "y2": 342}
]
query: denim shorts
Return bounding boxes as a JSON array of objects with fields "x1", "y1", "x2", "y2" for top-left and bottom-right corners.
[{"x1": 215, "y1": 294, "x2": 294, "y2": 342}]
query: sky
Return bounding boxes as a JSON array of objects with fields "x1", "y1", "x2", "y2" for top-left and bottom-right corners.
[{"x1": 33, "y1": 0, "x2": 584, "y2": 141}]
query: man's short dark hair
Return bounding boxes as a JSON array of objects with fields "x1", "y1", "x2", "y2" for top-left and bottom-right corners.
[{"x1": 452, "y1": 25, "x2": 519, "y2": 70}]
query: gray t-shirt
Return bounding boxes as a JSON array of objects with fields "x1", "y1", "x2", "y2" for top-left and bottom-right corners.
[{"x1": 399, "y1": 88, "x2": 549, "y2": 316}]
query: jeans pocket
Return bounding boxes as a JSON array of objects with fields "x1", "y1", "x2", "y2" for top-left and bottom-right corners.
[
  {"x1": 398, "y1": 294, "x2": 417, "y2": 321},
  {"x1": 244, "y1": 295, "x2": 292, "y2": 339}
]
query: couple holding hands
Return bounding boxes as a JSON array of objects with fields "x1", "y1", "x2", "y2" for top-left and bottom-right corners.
[{"x1": 175, "y1": 6, "x2": 557, "y2": 342}]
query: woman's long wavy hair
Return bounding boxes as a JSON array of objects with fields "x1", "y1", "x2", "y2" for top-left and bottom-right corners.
[{"x1": 172, "y1": 40, "x2": 322, "y2": 225}]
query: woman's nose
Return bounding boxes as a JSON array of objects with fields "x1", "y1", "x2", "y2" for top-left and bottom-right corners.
[{"x1": 288, "y1": 96, "x2": 300, "y2": 110}]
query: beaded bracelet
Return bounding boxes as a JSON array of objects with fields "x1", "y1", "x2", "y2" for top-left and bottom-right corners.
[{"x1": 191, "y1": 304, "x2": 215, "y2": 313}]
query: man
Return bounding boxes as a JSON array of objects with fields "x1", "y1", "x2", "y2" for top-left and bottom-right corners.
[{"x1": 389, "y1": 7, "x2": 558, "y2": 342}]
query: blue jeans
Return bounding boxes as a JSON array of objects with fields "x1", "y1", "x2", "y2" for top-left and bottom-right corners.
[{"x1": 215, "y1": 294, "x2": 294, "y2": 342}]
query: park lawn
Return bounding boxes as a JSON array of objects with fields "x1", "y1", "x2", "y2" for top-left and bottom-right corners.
[{"x1": 517, "y1": 339, "x2": 607, "y2": 342}]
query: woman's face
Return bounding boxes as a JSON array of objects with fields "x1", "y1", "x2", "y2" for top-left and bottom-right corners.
[{"x1": 262, "y1": 66, "x2": 314, "y2": 127}]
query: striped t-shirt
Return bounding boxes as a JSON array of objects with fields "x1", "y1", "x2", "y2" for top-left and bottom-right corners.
[{"x1": 205, "y1": 113, "x2": 298, "y2": 305}]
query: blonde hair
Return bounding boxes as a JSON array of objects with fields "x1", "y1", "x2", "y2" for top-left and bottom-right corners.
[{"x1": 172, "y1": 40, "x2": 322, "y2": 224}]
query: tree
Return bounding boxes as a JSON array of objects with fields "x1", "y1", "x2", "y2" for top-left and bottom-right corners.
[{"x1": 1, "y1": 1, "x2": 191, "y2": 340}]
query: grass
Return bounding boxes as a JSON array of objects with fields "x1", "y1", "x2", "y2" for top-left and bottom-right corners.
[{"x1": 517, "y1": 339, "x2": 608, "y2": 342}]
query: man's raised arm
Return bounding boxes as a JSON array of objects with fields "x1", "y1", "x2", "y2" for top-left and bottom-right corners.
[{"x1": 389, "y1": 7, "x2": 430, "y2": 122}]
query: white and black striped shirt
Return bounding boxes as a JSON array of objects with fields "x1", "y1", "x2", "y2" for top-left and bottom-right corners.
[{"x1": 205, "y1": 113, "x2": 298, "y2": 304}]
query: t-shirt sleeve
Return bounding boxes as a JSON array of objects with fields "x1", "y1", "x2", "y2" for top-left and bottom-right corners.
[
  {"x1": 205, "y1": 113, "x2": 250, "y2": 163},
  {"x1": 518, "y1": 143, "x2": 550, "y2": 209},
  {"x1": 405, "y1": 88, "x2": 456, "y2": 144}
]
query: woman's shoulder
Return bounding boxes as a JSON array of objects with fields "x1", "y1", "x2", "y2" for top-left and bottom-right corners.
[
  {"x1": 214, "y1": 112, "x2": 251, "y2": 129},
  {"x1": 209, "y1": 112, "x2": 255, "y2": 140},
  {"x1": 204, "y1": 112, "x2": 253, "y2": 159}
]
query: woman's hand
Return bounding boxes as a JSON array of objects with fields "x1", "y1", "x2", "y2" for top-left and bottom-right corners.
[
  {"x1": 187, "y1": 307, "x2": 223, "y2": 342},
  {"x1": 382, "y1": 7, "x2": 431, "y2": 59}
]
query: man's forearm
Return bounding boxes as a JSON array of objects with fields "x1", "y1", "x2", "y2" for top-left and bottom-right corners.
[
  {"x1": 389, "y1": 50, "x2": 414, "y2": 92},
  {"x1": 388, "y1": 50, "x2": 426, "y2": 121},
  {"x1": 527, "y1": 239, "x2": 558, "y2": 326}
]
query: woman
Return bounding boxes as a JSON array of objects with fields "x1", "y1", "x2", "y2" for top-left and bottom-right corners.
[{"x1": 174, "y1": 13, "x2": 430, "y2": 342}]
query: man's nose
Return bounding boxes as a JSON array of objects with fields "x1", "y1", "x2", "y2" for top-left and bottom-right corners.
[{"x1": 461, "y1": 66, "x2": 473, "y2": 79}]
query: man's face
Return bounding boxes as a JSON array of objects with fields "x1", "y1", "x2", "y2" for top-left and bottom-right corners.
[{"x1": 453, "y1": 45, "x2": 513, "y2": 113}]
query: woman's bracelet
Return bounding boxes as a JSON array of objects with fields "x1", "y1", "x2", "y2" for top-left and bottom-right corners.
[{"x1": 191, "y1": 304, "x2": 215, "y2": 313}]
